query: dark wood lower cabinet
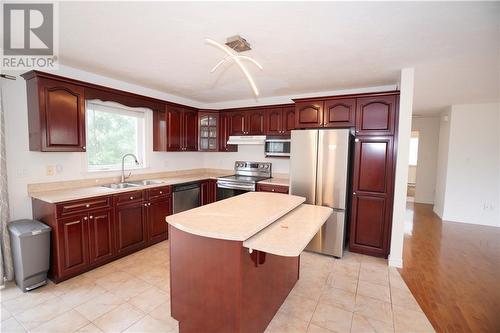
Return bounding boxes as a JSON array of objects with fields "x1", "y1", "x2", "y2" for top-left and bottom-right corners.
[
  {"x1": 32, "y1": 184, "x2": 175, "y2": 283},
  {"x1": 147, "y1": 196, "x2": 171, "y2": 244},
  {"x1": 88, "y1": 208, "x2": 114, "y2": 265},
  {"x1": 256, "y1": 183, "x2": 289, "y2": 194},
  {"x1": 115, "y1": 200, "x2": 148, "y2": 255},
  {"x1": 200, "y1": 179, "x2": 217, "y2": 205},
  {"x1": 57, "y1": 214, "x2": 89, "y2": 278},
  {"x1": 350, "y1": 195, "x2": 390, "y2": 256},
  {"x1": 170, "y1": 225, "x2": 298, "y2": 333}
]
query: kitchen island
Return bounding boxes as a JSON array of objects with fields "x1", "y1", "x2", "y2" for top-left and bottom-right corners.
[{"x1": 166, "y1": 192, "x2": 332, "y2": 333}]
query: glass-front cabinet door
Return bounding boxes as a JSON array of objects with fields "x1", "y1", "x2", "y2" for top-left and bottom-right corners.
[{"x1": 199, "y1": 112, "x2": 219, "y2": 151}]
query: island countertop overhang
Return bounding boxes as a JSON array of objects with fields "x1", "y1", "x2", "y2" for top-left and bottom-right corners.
[{"x1": 165, "y1": 192, "x2": 306, "y2": 241}]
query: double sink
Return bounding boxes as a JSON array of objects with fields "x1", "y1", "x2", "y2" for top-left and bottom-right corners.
[{"x1": 101, "y1": 179, "x2": 165, "y2": 190}]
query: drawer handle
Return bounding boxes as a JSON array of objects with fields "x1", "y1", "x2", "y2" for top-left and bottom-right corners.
[
  {"x1": 67, "y1": 220, "x2": 82, "y2": 225},
  {"x1": 85, "y1": 204, "x2": 90, "y2": 208},
  {"x1": 159, "y1": 191, "x2": 162, "y2": 194},
  {"x1": 271, "y1": 189, "x2": 275, "y2": 192},
  {"x1": 130, "y1": 196, "x2": 134, "y2": 200}
]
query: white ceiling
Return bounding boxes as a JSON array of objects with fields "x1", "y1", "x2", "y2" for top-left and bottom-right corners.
[{"x1": 58, "y1": 2, "x2": 499, "y2": 115}]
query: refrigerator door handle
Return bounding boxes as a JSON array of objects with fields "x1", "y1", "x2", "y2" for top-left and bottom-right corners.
[{"x1": 316, "y1": 130, "x2": 324, "y2": 206}]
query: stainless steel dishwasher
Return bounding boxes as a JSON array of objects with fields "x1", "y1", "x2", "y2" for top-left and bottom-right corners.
[{"x1": 173, "y1": 182, "x2": 201, "y2": 214}]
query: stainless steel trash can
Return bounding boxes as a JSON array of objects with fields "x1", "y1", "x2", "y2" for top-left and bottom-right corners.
[{"x1": 8, "y1": 219, "x2": 51, "y2": 292}]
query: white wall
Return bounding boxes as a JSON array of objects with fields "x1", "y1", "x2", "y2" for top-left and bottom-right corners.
[
  {"x1": 389, "y1": 67, "x2": 415, "y2": 268},
  {"x1": 411, "y1": 116, "x2": 440, "y2": 204},
  {"x1": 436, "y1": 103, "x2": 500, "y2": 227},
  {"x1": 448, "y1": 103, "x2": 500, "y2": 226},
  {"x1": 433, "y1": 109, "x2": 451, "y2": 217}
]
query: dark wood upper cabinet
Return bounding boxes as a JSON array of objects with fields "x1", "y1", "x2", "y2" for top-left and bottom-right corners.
[
  {"x1": 283, "y1": 106, "x2": 296, "y2": 135},
  {"x1": 265, "y1": 108, "x2": 283, "y2": 135},
  {"x1": 153, "y1": 109, "x2": 167, "y2": 151},
  {"x1": 355, "y1": 95, "x2": 397, "y2": 135},
  {"x1": 166, "y1": 105, "x2": 183, "y2": 151},
  {"x1": 324, "y1": 98, "x2": 356, "y2": 128},
  {"x1": 198, "y1": 112, "x2": 219, "y2": 152},
  {"x1": 228, "y1": 112, "x2": 246, "y2": 136},
  {"x1": 23, "y1": 75, "x2": 86, "y2": 152},
  {"x1": 218, "y1": 112, "x2": 238, "y2": 152},
  {"x1": 166, "y1": 105, "x2": 198, "y2": 151},
  {"x1": 295, "y1": 101, "x2": 323, "y2": 128},
  {"x1": 57, "y1": 214, "x2": 89, "y2": 277},
  {"x1": 88, "y1": 208, "x2": 114, "y2": 265},
  {"x1": 183, "y1": 109, "x2": 199, "y2": 151},
  {"x1": 246, "y1": 109, "x2": 266, "y2": 135},
  {"x1": 264, "y1": 106, "x2": 295, "y2": 136}
]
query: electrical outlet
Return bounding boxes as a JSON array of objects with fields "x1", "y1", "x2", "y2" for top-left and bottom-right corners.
[{"x1": 46, "y1": 165, "x2": 55, "y2": 176}]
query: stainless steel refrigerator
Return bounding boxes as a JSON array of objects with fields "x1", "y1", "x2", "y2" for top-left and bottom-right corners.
[{"x1": 290, "y1": 129, "x2": 351, "y2": 257}]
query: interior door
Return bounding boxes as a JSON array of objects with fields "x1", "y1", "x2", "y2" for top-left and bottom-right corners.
[{"x1": 289, "y1": 130, "x2": 318, "y2": 204}]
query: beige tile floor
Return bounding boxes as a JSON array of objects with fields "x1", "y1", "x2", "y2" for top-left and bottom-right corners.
[{"x1": 0, "y1": 241, "x2": 434, "y2": 333}]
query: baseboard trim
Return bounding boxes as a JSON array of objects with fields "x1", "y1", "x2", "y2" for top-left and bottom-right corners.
[{"x1": 388, "y1": 256, "x2": 403, "y2": 268}]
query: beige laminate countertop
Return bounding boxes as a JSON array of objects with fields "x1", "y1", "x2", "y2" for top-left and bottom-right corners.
[
  {"x1": 257, "y1": 177, "x2": 289, "y2": 187},
  {"x1": 243, "y1": 204, "x2": 332, "y2": 257},
  {"x1": 30, "y1": 172, "x2": 230, "y2": 203},
  {"x1": 165, "y1": 192, "x2": 305, "y2": 241}
]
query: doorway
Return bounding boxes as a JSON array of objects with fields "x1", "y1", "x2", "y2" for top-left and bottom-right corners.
[{"x1": 407, "y1": 131, "x2": 419, "y2": 202}]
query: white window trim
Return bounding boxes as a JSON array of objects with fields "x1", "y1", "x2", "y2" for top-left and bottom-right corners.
[{"x1": 83, "y1": 99, "x2": 153, "y2": 174}]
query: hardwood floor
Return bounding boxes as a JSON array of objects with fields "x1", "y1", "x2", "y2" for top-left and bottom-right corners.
[{"x1": 400, "y1": 203, "x2": 500, "y2": 333}]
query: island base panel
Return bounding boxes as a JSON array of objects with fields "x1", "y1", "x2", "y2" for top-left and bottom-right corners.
[{"x1": 169, "y1": 225, "x2": 299, "y2": 333}]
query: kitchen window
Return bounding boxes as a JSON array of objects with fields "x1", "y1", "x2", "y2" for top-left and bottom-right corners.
[{"x1": 86, "y1": 100, "x2": 148, "y2": 172}]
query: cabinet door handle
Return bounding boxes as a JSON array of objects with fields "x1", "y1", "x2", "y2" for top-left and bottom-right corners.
[
  {"x1": 271, "y1": 189, "x2": 275, "y2": 192},
  {"x1": 89, "y1": 215, "x2": 93, "y2": 219},
  {"x1": 83, "y1": 146, "x2": 86, "y2": 150},
  {"x1": 130, "y1": 196, "x2": 134, "y2": 200},
  {"x1": 67, "y1": 220, "x2": 82, "y2": 225},
  {"x1": 353, "y1": 192, "x2": 357, "y2": 195},
  {"x1": 148, "y1": 203, "x2": 151, "y2": 206},
  {"x1": 83, "y1": 217, "x2": 88, "y2": 221},
  {"x1": 354, "y1": 138, "x2": 359, "y2": 142},
  {"x1": 85, "y1": 204, "x2": 90, "y2": 208},
  {"x1": 144, "y1": 203, "x2": 148, "y2": 207}
]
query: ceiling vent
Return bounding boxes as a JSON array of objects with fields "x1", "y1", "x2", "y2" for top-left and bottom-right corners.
[{"x1": 225, "y1": 35, "x2": 251, "y2": 52}]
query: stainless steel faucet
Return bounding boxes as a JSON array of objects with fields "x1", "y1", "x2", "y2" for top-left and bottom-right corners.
[{"x1": 121, "y1": 153, "x2": 140, "y2": 183}]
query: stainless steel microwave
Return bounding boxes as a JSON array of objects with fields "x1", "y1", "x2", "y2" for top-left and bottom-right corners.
[{"x1": 265, "y1": 138, "x2": 291, "y2": 157}]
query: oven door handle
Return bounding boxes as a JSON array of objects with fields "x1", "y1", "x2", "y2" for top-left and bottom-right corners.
[{"x1": 217, "y1": 181, "x2": 256, "y2": 191}]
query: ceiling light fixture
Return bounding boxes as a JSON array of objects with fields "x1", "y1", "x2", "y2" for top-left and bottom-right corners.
[{"x1": 205, "y1": 37, "x2": 263, "y2": 97}]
